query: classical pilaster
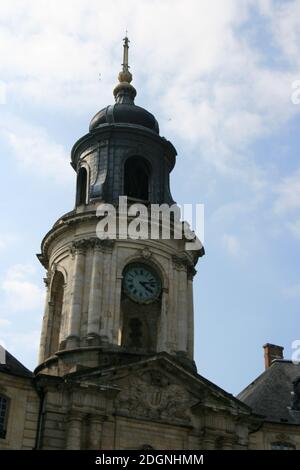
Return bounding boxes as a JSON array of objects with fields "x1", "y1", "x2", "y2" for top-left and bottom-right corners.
[
  {"x1": 100, "y1": 241, "x2": 114, "y2": 343},
  {"x1": 38, "y1": 274, "x2": 52, "y2": 363},
  {"x1": 178, "y1": 268, "x2": 188, "y2": 352},
  {"x1": 87, "y1": 242, "x2": 103, "y2": 340},
  {"x1": 108, "y1": 247, "x2": 118, "y2": 344},
  {"x1": 201, "y1": 434, "x2": 216, "y2": 450},
  {"x1": 67, "y1": 241, "x2": 86, "y2": 347},
  {"x1": 222, "y1": 437, "x2": 235, "y2": 450},
  {"x1": 167, "y1": 258, "x2": 178, "y2": 351},
  {"x1": 187, "y1": 276, "x2": 194, "y2": 359},
  {"x1": 172, "y1": 256, "x2": 188, "y2": 352},
  {"x1": 157, "y1": 288, "x2": 168, "y2": 352},
  {"x1": 114, "y1": 272, "x2": 123, "y2": 346},
  {"x1": 88, "y1": 416, "x2": 106, "y2": 450},
  {"x1": 59, "y1": 283, "x2": 68, "y2": 344},
  {"x1": 66, "y1": 411, "x2": 85, "y2": 450}
]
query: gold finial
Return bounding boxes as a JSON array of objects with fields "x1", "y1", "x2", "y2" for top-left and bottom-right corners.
[{"x1": 118, "y1": 34, "x2": 132, "y2": 83}]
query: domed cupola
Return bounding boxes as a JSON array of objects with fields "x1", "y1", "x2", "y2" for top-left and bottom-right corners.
[
  {"x1": 71, "y1": 36, "x2": 176, "y2": 207},
  {"x1": 89, "y1": 37, "x2": 159, "y2": 134}
]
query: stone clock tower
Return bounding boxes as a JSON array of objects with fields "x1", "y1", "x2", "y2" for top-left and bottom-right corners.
[{"x1": 33, "y1": 39, "x2": 254, "y2": 450}]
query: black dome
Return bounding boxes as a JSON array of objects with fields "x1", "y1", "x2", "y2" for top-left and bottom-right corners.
[{"x1": 89, "y1": 104, "x2": 159, "y2": 134}]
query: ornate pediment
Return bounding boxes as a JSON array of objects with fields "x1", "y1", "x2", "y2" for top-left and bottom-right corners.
[{"x1": 114, "y1": 368, "x2": 195, "y2": 424}]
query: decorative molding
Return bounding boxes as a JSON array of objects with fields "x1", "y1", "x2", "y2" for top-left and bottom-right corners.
[
  {"x1": 172, "y1": 255, "x2": 188, "y2": 271},
  {"x1": 172, "y1": 254, "x2": 197, "y2": 279},
  {"x1": 71, "y1": 238, "x2": 115, "y2": 254},
  {"x1": 115, "y1": 369, "x2": 192, "y2": 423},
  {"x1": 140, "y1": 247, "x2": 152, "y2": 259}
]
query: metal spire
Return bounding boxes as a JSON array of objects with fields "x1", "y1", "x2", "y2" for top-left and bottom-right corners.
[
  {"x1": 122, "y1": 35, "x2": 130, "y2": 73},
  {"x1": 113, "y1": 35, "x2": 136, "y2": 104}
]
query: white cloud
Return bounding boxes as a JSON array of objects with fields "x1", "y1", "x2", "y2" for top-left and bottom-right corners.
[
  {"x1": 0, "y1": 0, "x2": 298, "y2": 191},
  {"x1": 0, "y1": 319, "x2": 11, "y2": 327},
  {"x1": 287, "y1": 219, "x2": 300, "y2": 240},
  {"x1": 274, "y1": 169, "x2": 300, "y2": 214},
  {"x1": 284, "y1": 283, "x2": 300, "y2": 299},
  {"x1": 1, "y1": 264, "x2": 45, "y2": 312},
  {"x1": 222, "y1": 233, "x2": 244, "y2": 257},
  {"x1": 0, "y1": 116, "x2": 73, "y2": 184},
  {"x1": 258, "y1": 0, "x2": 300, "y2": 65},
  {"x1": 0, "y1": 330, "x2": 40, "y2": 359},
  {"x1": 0, "y1": 3, "x2": 297, "y2": 125},
  {"x1": 0, "y1": 233, "x2": 18, "y2": 252}
]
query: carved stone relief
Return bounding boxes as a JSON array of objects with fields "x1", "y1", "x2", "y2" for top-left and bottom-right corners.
[{"x1": 115, "y1": 369, "x2": 193, "y2": 423}]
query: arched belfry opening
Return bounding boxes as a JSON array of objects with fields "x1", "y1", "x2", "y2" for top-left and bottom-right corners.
[
  {"x1": 120, "y1": 262, "x2": 162, "y2": 352},
  {"x1": 48, "y1": 271, "x2": 64, "y2": 356},
  {"x1": 124, "y1": 157, "x2": 150, "y2": 201},
  {"x1": 76, "y1": 167, "x2": 88, "y2": 205}
]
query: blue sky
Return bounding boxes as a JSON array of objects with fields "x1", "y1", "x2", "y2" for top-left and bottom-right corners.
[{"x1": 0, "y1": 0, "x2": 300, "y2": 395}]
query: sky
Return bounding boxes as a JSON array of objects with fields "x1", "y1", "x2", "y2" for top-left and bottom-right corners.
[{"x1": 0, "y1": 0, "x2": 300, "y2": 395}]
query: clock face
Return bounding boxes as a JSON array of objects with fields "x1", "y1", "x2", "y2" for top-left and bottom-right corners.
[{"x1": 123, "y1": 264, "x2": 161, "y2": 303}]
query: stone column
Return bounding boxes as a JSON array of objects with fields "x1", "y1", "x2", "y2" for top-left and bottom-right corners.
[
  {"x1": 67, "y1": 242, "x2": 86, "y2": 348},
  {"x1": 59, "y1": 283, "x2": 68, "y2": 344},
  {"x1": 108, "y1": 246, "x2": 118, "y2": 344},
  {"x1": 172, "y1": 256, "x2": 188, "y2": 352},
  {"x1": 100, "y1": 241, "x2": 114, "y2": 343},
  {"x1": 66, "y1": 412, "x2": 84, "y2": 450},
  {"x1": 222, "y1": 437, "x2": 234, "y2": 450},
  {"x1": 157, "y1": 288, "x2": 168, "y2": 352},
  {"x1": 38, "y1": 274, "x2": 52, "y2": 363},
  {"x1": 88, "y1": 416, "x2": 105, "y2": 449},
  {"x1": 187, "y1": 273, "x2": 194, "y2": 359},
  {"x1": 202, "y1": 434, "x2": 216, "y2": 450},
  {"x1": 114, "y1": 273, "x2": 123, "y2": 346},
  {"x1": 178, "y1": 268, "x2": 188, "y2": 352},
  {"x1": 87, "y1": 243, "x2": 103, "y2": 341},
  {"x1": 166, "y1": 259, "x2": 177, "y2": 351}
]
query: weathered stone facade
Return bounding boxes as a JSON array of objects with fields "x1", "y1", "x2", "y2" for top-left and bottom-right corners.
[
  {"x1": 33, "y1": 355, "x2": 256, "y2": 450},
  {"x1": 1, "y1": 39, "x2": 299, "y2": 450},
  {"x1": 0, "y1": 353, "x2": 39, "y2": 450}
]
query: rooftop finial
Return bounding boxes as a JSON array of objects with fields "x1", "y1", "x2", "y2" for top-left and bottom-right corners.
[
  {"x1": 122, "y1": 35, "x2": 130, "y2": 72},
  {"x1": 119, "y1": 34, "x2": 132, "y2": 83},
  {"x1": 113, "y1": 35, "x2": 136, "y2": 104}
]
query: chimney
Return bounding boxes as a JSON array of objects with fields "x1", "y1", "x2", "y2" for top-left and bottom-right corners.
[{"x1": 263, "y1": 343, "x2": 284, "y2": 369}]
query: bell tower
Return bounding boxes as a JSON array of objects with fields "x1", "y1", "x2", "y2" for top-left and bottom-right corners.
[
  {"x1": 36, "y1": 37, "x2": 204, "y2": 378},
  {"x1": 28, "y1": 39, "x2": 257, "y2": 452}
]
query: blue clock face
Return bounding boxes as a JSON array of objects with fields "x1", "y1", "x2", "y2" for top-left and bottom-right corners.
[{"x1": 123, "y1": 264, "x2": 161, "y2": 303}]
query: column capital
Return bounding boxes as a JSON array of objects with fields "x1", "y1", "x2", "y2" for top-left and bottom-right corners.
[{"x1": 71, "y1": 238, "x2": 115, "y2": 254}]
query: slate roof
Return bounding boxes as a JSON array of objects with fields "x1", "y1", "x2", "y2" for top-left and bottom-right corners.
[
  {"x1": 238, "y1": 360, "x2": 300, "y2": 425},
  {"x1": 0, "y1": 348, "x2": 33, "y2": 378}
]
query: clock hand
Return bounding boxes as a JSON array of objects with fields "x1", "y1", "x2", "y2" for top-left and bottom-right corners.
[{"x1": 139, "y1": 281, "x2": 154, "y2": 293}]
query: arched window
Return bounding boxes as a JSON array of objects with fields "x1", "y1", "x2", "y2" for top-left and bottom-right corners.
[
  {"x1": 49, "y1": 271, "x2": 65, "y2": 356},
  {"x1": 271, "y1": 442, "x2": 296, "y2": 450},
  {"x1": 124, "y1": 157, "x2": 150, "y2": 201},
  {"x1": 76, "y1": 167, "x2": 88, "y2": 205},
  {"x1": 0, "y1": 394, "x2": 9, "y2": 439}
]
